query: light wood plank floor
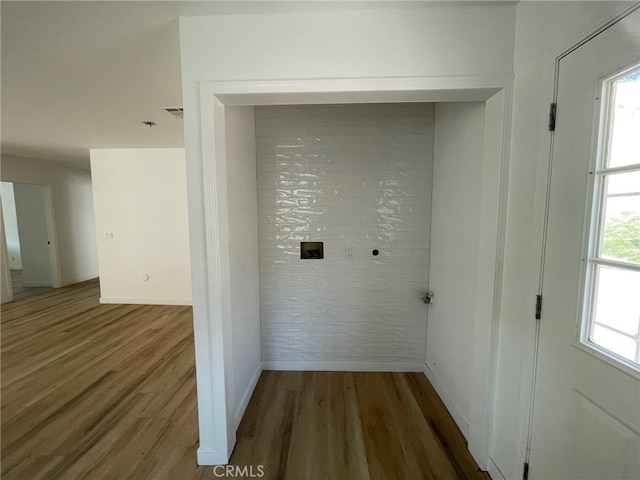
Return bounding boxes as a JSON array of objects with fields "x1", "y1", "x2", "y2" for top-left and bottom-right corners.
[
  {"x1": 233, "y1": 371, "x2": 490, "y2": 480},
  {"x1": 1, "y1": 279, "x2": 489, "y2": 480}
]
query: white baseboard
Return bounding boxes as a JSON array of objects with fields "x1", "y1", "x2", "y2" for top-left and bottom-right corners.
[
  {"x1": 263, "y1": 360, "x2": 424, "y2": 372},
  {"x1": 99, "y1": 296, "x2": 192, "y2": 306},
  {"x1": 487, "y1": 456, "x2": 507, "y2": 480},
  {"x1": 197, "y1": 448, "x2": 228, "y2": 466},
  {"x1": 61, "y1": 273, "x2": 99, "y2": 286},
  {"x1": 422, "y1": 362, "x2": 470, "y2": 438},
  {"x1": 234, "y1": 362, "x2": 263, "y2": 430},
  {"x1": 23, "y1": 281, "x2": 53, "y2": 287}
]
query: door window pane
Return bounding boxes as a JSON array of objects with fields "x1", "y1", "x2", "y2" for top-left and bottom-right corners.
[
  {"x1": 592, "y1": 325, "x2": 637, "y2": 363},
  {"x1": 600, "y1": 171, "x2": 640, "y2": 264},
  {"x1": 590, "y1": 266, "x2": 640, "y2": 364},
  {"x1": 608, "y1": 69, "x2": 640, "y2": 168}
]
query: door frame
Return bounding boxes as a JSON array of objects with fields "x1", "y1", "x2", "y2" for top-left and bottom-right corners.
[
  {"x1": 520, "y1": 3, "x2": 640, "y2": 477},
  {"x1": 187, "y1": 74, "x2": 514, "y2": 466},
  {"x1": 0, "y1": 181, "x2": 62, "y2": 291},
  {"x1": 0, "y1": 200, "x2": 14, "y2": 303}
]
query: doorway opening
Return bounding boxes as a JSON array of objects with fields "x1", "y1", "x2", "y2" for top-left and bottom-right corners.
[
  {"x1": 0, "y1": 181, "x2": 61, "y2": 298},
  {"x1": 189, "y1": 76, "x2": 512, "y2": 466}
]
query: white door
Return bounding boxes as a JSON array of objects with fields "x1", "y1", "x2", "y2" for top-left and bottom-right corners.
[
  {"x1": 13, "y1": 183, "x2": 53, "y2": 287},
  {"x1": 530, "y1": 8, "x2": 640, "y2": 480}
]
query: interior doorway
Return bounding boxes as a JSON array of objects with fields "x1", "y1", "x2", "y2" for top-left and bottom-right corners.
[
  {"x1": 0, "y1": 182, "x2": 23, "y2": 293},
  {"x1": 0, "y1": 181, "x2": 61, "y2": 296}
]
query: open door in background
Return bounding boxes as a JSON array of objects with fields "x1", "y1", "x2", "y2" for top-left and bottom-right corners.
[
  {"x1": 529, "y1": 7, "x2": 640, "y2": 479},
  {"x1": 0, "y1": 181, "x2": 61, "y2": 293}
]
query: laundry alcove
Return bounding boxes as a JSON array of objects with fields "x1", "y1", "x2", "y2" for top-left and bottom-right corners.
[{"x1": 189, "y1": 78, "x2": 509, "y2": 465}]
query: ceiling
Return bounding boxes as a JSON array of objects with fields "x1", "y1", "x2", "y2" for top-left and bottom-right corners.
[{"x1": 1, "y1": 1, "x2": 515, "y2": 168}]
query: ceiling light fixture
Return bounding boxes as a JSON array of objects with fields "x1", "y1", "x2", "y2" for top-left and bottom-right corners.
[{"x1": 142, "y1": 121, "x2": 157, "y2": 128}]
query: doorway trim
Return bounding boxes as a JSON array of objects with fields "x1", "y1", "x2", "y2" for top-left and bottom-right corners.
[
  {"x1": 0, "y1": 201, "x2": 14, "y2": 303},
  {"x1": 190, "y1": 74, "x2": 513, "y2": 466}
]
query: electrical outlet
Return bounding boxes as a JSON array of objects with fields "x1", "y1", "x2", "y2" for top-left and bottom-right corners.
[
  {"x1": 105, "y1": 231, "x2": 113, "y2": 239},
  {"x1": 345, "y1": 246, "x2": 354, "y2": 259}
]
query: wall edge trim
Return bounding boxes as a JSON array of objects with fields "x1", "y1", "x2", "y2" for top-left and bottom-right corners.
[
  {"x1": 99, "y1": 297, "x2": 192, "y2": 306},
  {"x1": 233, "y1": 361, "x2": 263, "y2": 431},
  {"x1": 197, "y1": 448, "x2": 227, "y2": 466},
  {"x1": 61, "y1": 273, "x2": 99, "y2": 287},
  {"x1": 22, "y1": 281, "x2": 54, "y2": 287},
  {"x1": 487, "y1": 456, "x2": 507, "y2": 480},
  {"x1": 423, "y1": 362, "x2": 470, "y2": 436},
  {"x1": 263, "y1": 361, "x2": 423, "y2": 372}
]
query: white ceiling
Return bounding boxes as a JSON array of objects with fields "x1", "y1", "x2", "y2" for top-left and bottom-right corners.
[{"x1": 1, "y1": 1, "x2": 515, "y2": 168}]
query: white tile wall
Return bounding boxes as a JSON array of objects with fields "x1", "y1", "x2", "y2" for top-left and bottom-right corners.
[{"x1": 256, "y1": 104, "x2": 434, "y2": 366}]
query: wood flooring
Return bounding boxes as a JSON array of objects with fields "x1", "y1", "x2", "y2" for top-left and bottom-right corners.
[
  {"x1": 233, "y1": 371, "x2": 490, "y2": 480},
  {"x1": 1, "y1": 279, "x2": 490, "y2": 480}
]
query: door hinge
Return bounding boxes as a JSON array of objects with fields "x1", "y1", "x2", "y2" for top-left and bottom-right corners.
[
  {"x1": 523, "y1": 462, "x2": 530, "y2": 480},
  {"x1": 535, "y1": 295, "x2": 542, "y2": 320},
  {"x1": 548, "y1": 103, "x2": 557, "y2": 131}
]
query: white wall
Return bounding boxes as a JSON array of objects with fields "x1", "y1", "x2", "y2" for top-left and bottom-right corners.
[
  {"x1": 225, "y1": 107, "x2": 262, "y2": 427},
  {"x1": 13, "y1": 183, "x2": 52, "y2": 286},
  {"x1": 489, "y1": 2, "x2": 636, "y2": 479},
  {"x1": 256, "y1": 103, "x2": 433, "y2": 370},
  {"x1": 180, "y1": 7, "x2": 514, "y2": 82},
  {"x1": 1, "y1": 155, "x2": 98, "y2": 285},
  {"x1": 179, "y1": 4, "x2": 516, "y2": 466},
  {"x1": 90, "y1": 148, "x2": 192, "y2": 305},
  {"x1": 427, "y1": 102, "x2": 486, "y2": 439},
  {"x1": 0, "y1": 182, "x2": 22, "y2": 269}
]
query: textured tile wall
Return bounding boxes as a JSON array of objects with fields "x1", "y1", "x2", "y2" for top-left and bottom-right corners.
[{"x1": 256, "y1": 104, "x2": 434, "y2": 365}]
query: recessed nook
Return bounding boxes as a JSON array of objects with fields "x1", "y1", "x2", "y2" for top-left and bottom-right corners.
[{"x1": 188, "y1": 76, "x2": 511, "y2": 466}]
